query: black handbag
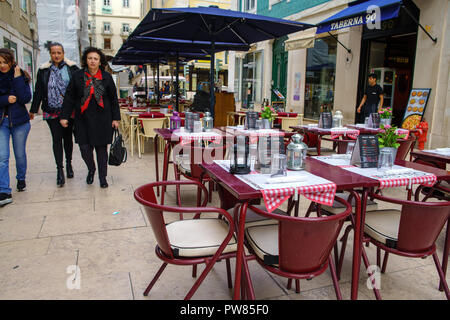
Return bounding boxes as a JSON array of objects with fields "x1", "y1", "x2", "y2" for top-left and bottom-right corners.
[{"x1": 108, "y1": 129, "x2": 127, "y2": 166}]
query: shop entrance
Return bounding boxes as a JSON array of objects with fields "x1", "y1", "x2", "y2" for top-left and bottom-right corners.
[{"x1": 356, "y1": 1, "x2": 419, "y2": 126}]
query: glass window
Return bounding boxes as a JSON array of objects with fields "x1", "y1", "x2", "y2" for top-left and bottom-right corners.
[
  {"x1": 123, "y1": 0, "x2": 129, "y2": 7},
  {"x1": 236, "y1": 51, "x2": 263, "y2": 108},
  {"x1": 103, "y1": 0, "x2": 110, "y2": 6},
  {"x1": 3, "y1": 38, "x2": 18, "y2": 62},
  {"x1": 122, "y1": 23, "x2": 130, "y2": 33},
  {"x1": 21, "y1": 0, "x2": 27, "y2": 13},
  {"x1": 103, "y1": 22, "x2": 111, "y2": 33},
  {"x1": 104, "y1": 38, "x2": 111, "y2": 49},
  {"x1": 23, "y1": 49, "x2": 33, "y2": 86},
  {"x1": 304, "y1": 37, "x2": 337, "y2": 119},
  {"x1": 243, "y1": 0, "x2": 255, "y2": 11}
]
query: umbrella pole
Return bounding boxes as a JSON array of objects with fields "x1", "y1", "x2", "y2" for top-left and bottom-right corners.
[
  {"x1": 144, "y1": 64, "x2": 148, "y2": 98},
  {"x1": 210, "y1": 42, "x2": 215, "y2": 120},
  {"x1": 157, "y1": 58, "x2": 160, "y2": 104},
  {"x1": 176, "y1": 52, "x2": 179, "y2": 111}
]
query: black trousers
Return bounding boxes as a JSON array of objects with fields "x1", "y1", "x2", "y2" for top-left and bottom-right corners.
[
  {"x1": 46, "y1": 118, "x2": 74, "y2": 169},
  {"x1": 79, "y1": 144, "x2": 108, "y2": 180}
]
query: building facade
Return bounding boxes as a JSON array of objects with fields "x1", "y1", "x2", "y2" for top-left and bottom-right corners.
[
  {"x1": 0, "y1": 0, "x2": 39, "y2": 87},
  {"x1": 88, "y1": 0, "x2": 143, "y2": 57},
  {"x1": 229, "y1": 0, "x2": 450, "y2": 149}
]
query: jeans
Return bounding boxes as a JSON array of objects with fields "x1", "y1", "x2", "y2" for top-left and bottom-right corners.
[{"x1": 0, "y1": 118, "x2": 31, "y2": 194}]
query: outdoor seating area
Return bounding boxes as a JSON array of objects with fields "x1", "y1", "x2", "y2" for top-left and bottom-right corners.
[
  {"x1": 0, "y1": 115, "x2": 448, "y2": 300},
  {"x1": 1, "y1": 0, "x2": 449, "y2": 304}
]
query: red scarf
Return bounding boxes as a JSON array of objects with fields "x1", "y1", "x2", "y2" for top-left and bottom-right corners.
[{"x1": 81, "y1": 70, "x2": 104, "y2": 114}]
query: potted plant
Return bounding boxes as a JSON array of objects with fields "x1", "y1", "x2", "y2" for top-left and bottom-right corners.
[
  {"x1": 260, "y1": 105, "x2": 276, "y2": 129},
  {"x1": 377, "y1": 124, "x2": 406, "y2": 160},
  {"x1": 379, "y1": 107, "x2": 392, "y2": 126}
]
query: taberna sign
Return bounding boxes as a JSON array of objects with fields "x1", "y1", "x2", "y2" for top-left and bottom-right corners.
[
  {"x1": 329, "y1": 12, "x2": 376, "y2": 31},
  {"x1": 316, "y1": 0, "x2": 402, "y2": 34}
]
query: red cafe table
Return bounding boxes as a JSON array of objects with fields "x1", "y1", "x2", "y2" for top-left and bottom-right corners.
[
  {"x1": 153, "y1": 128, "x2": 231, "y2": 200},
  {"x1": 202, "y1": 157, "x2": 379, "y2": 300},
  {"x1": 290, "y1": 125, "x2": 360, "y2": 155}
]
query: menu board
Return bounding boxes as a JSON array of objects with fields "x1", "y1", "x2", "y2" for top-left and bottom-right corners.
[
  {"x1": 401, "y1": 88, "x2": 431, "y2": 130},
  {"x1": 319, "y1": 112, "x2": 333, "y2": 129},
  {"x1": 368, "y1": 113, "x2": 380, "y2": 128},
  {"x1": 350, "y1": 135, "x2": 379, "y2": 168}
]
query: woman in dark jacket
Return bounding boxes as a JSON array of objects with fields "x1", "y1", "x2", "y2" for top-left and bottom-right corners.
[
  {"x1": 0, "y1": 48, "x2": 32, "y2": 206},
  {"x1": 60, "y1": 47, "x2": 120, "y2": 188},
  {"x1": 30, "y1": 42, "x2": 79, "y2": 187}
]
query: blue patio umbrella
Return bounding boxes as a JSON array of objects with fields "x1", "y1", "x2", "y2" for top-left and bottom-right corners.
[
  {"x1": 113, "y1": 42, "x2": 211, "y2": 105},
  {"x1": 127, "y1": 6, "x2": 314, "y2": 118}
]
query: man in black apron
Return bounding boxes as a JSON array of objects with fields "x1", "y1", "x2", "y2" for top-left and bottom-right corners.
[{"x1": 357, "y1": 73, "x2": 384, "y2": 120}]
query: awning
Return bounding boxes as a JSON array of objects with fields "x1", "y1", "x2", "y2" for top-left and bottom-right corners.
[
  {"x1": 316, "y1": 0, "x2": 402, "y2": 34},
  {"x1": 284, "y1": 29, "x2": 316, "y2": 51}
]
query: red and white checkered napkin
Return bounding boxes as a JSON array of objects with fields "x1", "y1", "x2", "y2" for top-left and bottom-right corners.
[
  {"x1": 172, "y1": 131, "x2": 223, "y2": 145},
  {"x1": 395, "y1": 128, "x2": 409, "y2": 139},
  {"x1": 330, "y1": 128, "x2": 360, "y2": 139},
  {"x1": 375, "y1": 173, "x2": 436, "y2": 189},
  {"x1": 261, "y1": 183, "x2": 337, "y2": 213}
]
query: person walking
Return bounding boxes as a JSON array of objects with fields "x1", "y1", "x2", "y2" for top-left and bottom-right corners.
[
  {"x1": 60, "y1": 47, "x2": 120, "y2": 188},
  {"x1": 0, "y1": 48, "x2": 32, "y2": 206},
  {"x1": 357, "y1": 73, "x2": 384, "y2": 120},
  {"x1": 30, "y1": 43, "x2": 79, "y2": 187}
]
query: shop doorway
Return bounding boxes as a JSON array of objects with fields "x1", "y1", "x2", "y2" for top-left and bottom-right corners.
[
  {"x1": 271, "y1": 36, "x2": 288, "y2": 103},
  {"x1": 356, "y1": 1, "x2": 419, "y2": 126}
]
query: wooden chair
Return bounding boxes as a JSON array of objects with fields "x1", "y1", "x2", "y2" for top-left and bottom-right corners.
[
  {"x1": 240, "y1": 196, "x2": 352, "y2": 299},
  {"x1": 134, "y1": 180, "x2": 237, "y2": 300},
  {"x1": 338, "y1": 192, "x2": 450, "y2": 300},
  {"x1": 137, "y1": 116, "x2": 167, "y2": 158}
]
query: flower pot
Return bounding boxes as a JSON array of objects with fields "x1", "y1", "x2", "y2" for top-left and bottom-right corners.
[
  {"x1": 262, "y1": 118, "x2": 272, "y2": 129},
  {"x1": 380, "y1": 147, "x2": 398, "y2": 162},
  {"x1": 380, "y1": 118, "x2": 392, "y2": 126}
]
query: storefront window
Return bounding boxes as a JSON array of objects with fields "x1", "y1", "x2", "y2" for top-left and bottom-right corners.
[
  {"x1": 304, "y1": 37, "x2": 337, "y2": 119},
  {"x1": 23, "y1": 49, "x2": 33, "y2": 88},
  {"x1": 235, "y1": 51, "x2": 263, "y2": 109}
]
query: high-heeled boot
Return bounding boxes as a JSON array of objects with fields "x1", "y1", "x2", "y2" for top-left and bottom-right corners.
[
  {"x1": 66, "y1": 162, "x2": 74, "y2": 179},
  {"x1": 57, "y1": 168, "x2": 65, "y2": 187}
]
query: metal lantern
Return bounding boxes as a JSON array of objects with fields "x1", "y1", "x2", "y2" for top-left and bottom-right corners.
[
  {"x1": 203, "y1": 112, "x2": 214, "y2": 131},
  {"x1": 333, "y1": 110, "x2": 344, "y2": 128},
  {"x1": 185, "y1": 111, "x2": 194, "y2": 132},
  {"x1": 286, "y1": 134, "x2": 307, "y2": 170},
  {"x1": 170, "y1": 111, "x2": 181, "y2": 131},
  {"x1": 230, "y1": 135, "x2": 250, "y2": 174}
]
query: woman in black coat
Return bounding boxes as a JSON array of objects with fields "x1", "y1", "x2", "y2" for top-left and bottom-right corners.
[
  {"x1": 30, "y1": 42, "x2": 79, "y2": 187},
  {"x1": 60, "y1": 47, "x2": 120, "y2": 188}
]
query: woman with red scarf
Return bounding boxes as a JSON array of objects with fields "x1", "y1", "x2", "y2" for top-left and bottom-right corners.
[{"x1": 60, "y1": 47, "x2": 120, "y2": 188}]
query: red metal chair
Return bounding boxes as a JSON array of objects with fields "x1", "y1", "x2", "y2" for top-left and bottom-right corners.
[
  {"x1": 396, "y1": 135, "x2": 416, "y2": 161},
  {"x1": 338, "y1": 192, "x2": 450, "y2": 300},
  {"x1": 134, "y1": 180, "x2": 237, "y2": 300},
  {"x1": 239, "y1": 196, "x2": 352, "y2": 299},
  {"x1": 174, "y1": 141, "x2": 227, "y2": 205}
]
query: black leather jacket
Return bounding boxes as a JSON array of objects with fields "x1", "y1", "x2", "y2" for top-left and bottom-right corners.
[{"x1": 30, "y1": 59, "x2": 79, "y2": 114}]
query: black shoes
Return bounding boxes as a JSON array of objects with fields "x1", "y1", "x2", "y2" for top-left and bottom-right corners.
[
  {"x1": 17, "y1": 180, "x2": 26, "y2": 192},
  {"x1": 57, "y1": 168, "x2": 65, "y2": 187},
  {"x1": 0, "y1": 193, "x2": 12, "y2": 206},
  {"x1": 100, "y1": 177, "x2": 108, "y2": 188},
  {"x1": 86, "y1": 170, "x2": 95, "y2": 185},
  {"x1": 66, "y1": 162, "x2": 74, "y2": 179}
]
